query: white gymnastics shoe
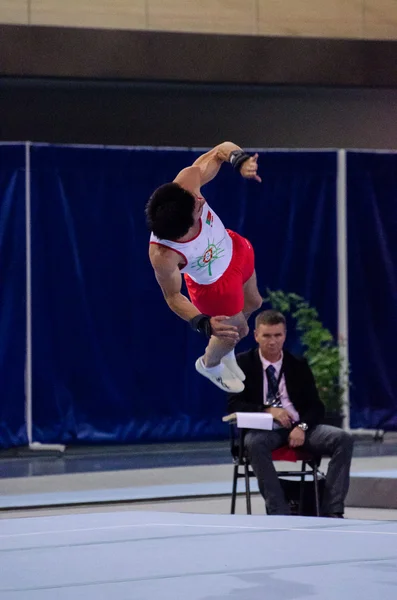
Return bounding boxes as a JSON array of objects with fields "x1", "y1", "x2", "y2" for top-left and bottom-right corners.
[
  {"x1": 221, "y1": 351, "x2": 246, "y2": 382},
  {"x1": 195, "y1": 357, "x2": 245, "y2": 393}
]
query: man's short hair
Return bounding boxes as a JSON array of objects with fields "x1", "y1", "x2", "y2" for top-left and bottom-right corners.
[
  {"x1": 145, "y1": 182, "x2": 195, "y2": 240},
  {"x1": 255, "y1": 309, "x2": 286, "y2": 329}
]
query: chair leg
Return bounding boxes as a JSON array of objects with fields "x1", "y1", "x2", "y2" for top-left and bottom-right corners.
[
  {"x1": 299, "y1": 462, "x2": 307, "y2": 515},
  {"x1": 313, "y1": 464, "x2": 320, "y2": 517},
  {"x1": 231, "y1": 464, "x2": 238, "y2": 514},
  {"x1": 245, "y1": 463, "x2": 252, "y2": 515}
]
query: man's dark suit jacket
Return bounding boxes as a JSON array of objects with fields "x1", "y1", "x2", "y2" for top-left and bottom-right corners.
[{"x1": 228, "y1": 348, "x2": 325, "y2": 428}]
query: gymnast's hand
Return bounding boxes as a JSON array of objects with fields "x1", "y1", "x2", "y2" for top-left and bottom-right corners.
[
  {"x1": 240, "y1": 153, "x2": 262, "y2": 183},
  {"x1": 210, "y1": 316, "x2": 240, "y2": 341}
]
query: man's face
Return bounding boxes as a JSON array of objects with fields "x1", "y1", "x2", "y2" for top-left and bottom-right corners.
[{"x1": 254, "y1": 323, "x2": 286, "y2": 361}]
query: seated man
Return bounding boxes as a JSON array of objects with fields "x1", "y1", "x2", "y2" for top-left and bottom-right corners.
[{"x1": 228, "y1": 309, "x2": 354, "y2": 517}]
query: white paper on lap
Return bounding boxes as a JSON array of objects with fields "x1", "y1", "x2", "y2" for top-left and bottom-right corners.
[{"x1": 235, "y1": 412, "x2": 273, "y2": 430}]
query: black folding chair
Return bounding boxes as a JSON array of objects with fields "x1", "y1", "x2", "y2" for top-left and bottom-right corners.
[{"x1": 229, "y1": 425, "x2": 323, "y2": 516}]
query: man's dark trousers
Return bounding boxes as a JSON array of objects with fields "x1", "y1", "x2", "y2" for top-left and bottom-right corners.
[{"x1": 244, "y1": 424, "x2": 354, "y2": 515}]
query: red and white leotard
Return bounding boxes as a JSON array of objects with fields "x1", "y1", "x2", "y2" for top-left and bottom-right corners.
[
  {"x1": 150, "y1": 201, "x2": 255, "y2": 316},
  {"x1": 150, "y1": 202, "x2": 233, "y2": 284}
]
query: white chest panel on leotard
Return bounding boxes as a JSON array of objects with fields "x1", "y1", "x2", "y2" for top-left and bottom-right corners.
[{"x1": 150, "y1": 202, "x2": 233, "y2": 284}]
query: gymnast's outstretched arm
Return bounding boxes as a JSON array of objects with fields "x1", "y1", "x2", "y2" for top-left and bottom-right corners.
[{"x1": 174, "y1": 142, "x2": 261, "y2": 193}]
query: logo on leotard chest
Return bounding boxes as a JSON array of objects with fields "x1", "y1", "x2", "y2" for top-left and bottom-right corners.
[{"x1": 191, "y1": 237, "x2": 225, "y2": 277}]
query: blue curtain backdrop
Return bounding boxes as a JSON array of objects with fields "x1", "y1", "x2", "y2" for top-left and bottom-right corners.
[
  {"x1": 347, "y1": 152, "x2": 397, "y2": 430},
  {"x1": 2, "y1": 144, "x2": 395, "y2": 443},
  {"x1": 29, "y1": 145, "x2": 337, "y2": 444},
  {"x1": 229, "y1": 152, "x2": 338, "y2": 351},
  {"x1": 0, "y1": 145, "x2": 28, "y2": 448}
]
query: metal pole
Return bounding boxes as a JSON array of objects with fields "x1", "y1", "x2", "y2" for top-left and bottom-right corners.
[
  {"x1": 337, "y1": 150, "x2": 350, "y2": 431},
  {"x1": 25, "y1": 142, "x2": 33, "y2": 445},
  {"x1": 24, "y1": 141, "x2": 65, "y2": 453}
]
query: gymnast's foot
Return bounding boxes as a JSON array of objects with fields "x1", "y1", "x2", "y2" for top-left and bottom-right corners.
[
  {"x1": 221, "y1": 350, "x2": 246, "y2": 382},
  {"x1": 195, "y1": 357, "x2": 245, "y2": 393}
]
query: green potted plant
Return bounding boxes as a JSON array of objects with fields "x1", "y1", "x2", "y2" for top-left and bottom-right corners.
[{"x1": 264, "y1": 289, "x2": 349, "y2": 427}]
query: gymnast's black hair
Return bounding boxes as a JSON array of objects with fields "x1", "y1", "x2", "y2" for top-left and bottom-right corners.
[{"x1": 145, "y1": 182, "x2": 196, "y2": 240}]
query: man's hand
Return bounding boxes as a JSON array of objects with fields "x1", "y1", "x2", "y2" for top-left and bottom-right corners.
[
  {"x1": 267, "y1": 407, "x2": 292, "y2": 429},
  {"x1": 240, "y1": 153, "x2": 262, "y2": 183},
  {"x1": 288, "y1": 426, "x2": 305, "y2": 448},
  {"x1": 210, "y1": 316, "x2": 240, "y2": 341}
]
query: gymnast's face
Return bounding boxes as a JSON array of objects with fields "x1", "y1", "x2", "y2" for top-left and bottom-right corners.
[{"x1": 255, "y1": 323, "x2": 286, "y2": 363}]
